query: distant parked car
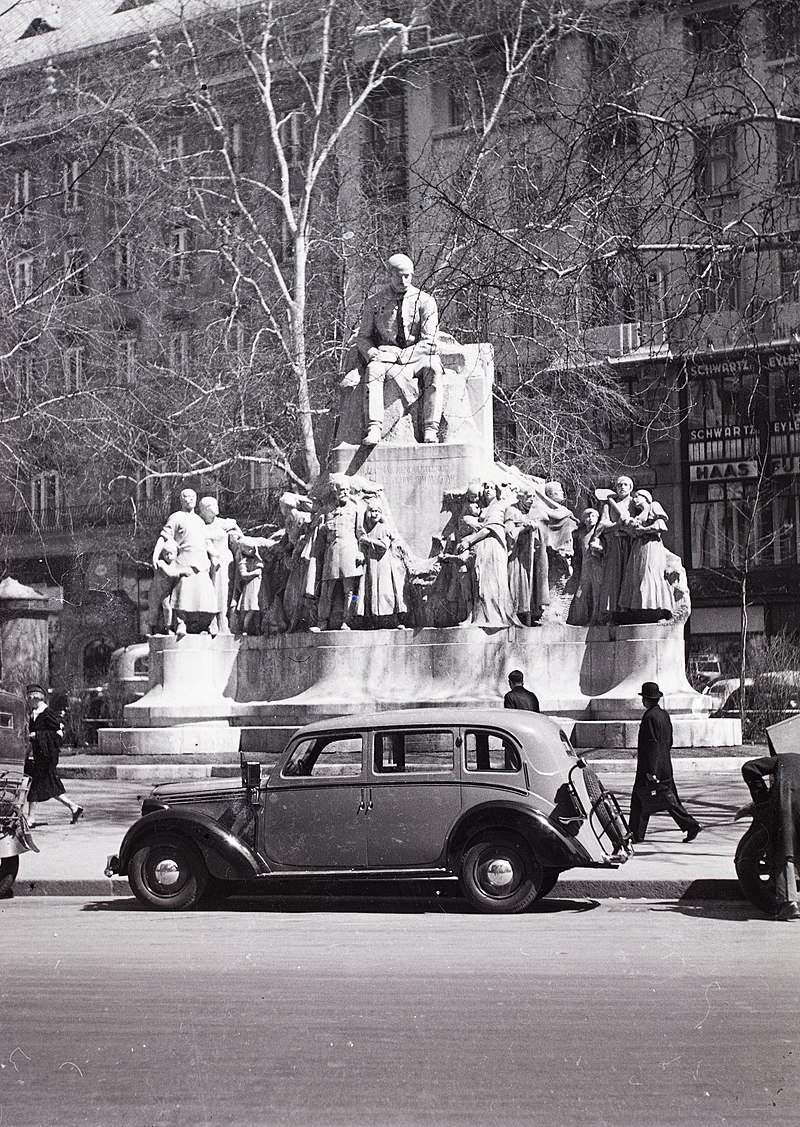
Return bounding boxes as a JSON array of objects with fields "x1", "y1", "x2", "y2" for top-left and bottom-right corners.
[
  {"x1": 689, "y1": 654, "x2": 722, "y2": 688},
  {"x1": 106, "y1": 708, "x2": 633, "y2": 913},
  {"x1": 711, "y1": 672, "x2": 800, "y2": 740}
]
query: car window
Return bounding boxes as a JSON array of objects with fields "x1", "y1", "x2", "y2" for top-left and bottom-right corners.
[
  {"x1": 374, "y1": 730, "x2": 454, "y2": 774},
  {"x1": 282, "y1": 735, "x2": 362, "y2": 778},
  {"x1": 464, "y1": 729, "x2": 521, "y2": 772}
]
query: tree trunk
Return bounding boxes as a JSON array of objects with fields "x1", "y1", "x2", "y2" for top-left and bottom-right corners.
[{"x1": 291, "y1": 235, "x2": 321, "y2": 483}]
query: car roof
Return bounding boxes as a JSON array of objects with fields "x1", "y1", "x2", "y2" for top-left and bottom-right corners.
[{"x1": 293, "y1": 707, "x2": 563, "y2": 741}]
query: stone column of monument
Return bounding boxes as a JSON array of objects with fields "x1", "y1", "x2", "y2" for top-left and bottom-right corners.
[{"x1": 0, "y1": 577, "x2": 57, "y2": 690}]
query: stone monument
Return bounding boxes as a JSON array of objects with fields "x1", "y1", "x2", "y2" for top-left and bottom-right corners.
[{"x1": 101, "y1": 256, "x2": 741, "y2": 760}]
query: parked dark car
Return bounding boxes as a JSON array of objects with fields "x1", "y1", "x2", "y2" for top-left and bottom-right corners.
[
  {"x1": 106, "y1": 708, "x2": 632, "y2": 914},
  {"x1": 711, "y1": 672, "x2": 800, "y2": 739}
]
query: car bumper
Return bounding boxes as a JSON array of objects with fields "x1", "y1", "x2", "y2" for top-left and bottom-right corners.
[{"x1": 105, "y1": 854, "x2": 120, "y2": 878}]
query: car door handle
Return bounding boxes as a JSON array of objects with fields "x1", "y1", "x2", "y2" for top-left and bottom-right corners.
[
  {"x1": 365, "y1": 787, "x2": 373, "y2": 812},
  {"x1": 357, "y1": 788, "x2": 366, "y2": 814}
]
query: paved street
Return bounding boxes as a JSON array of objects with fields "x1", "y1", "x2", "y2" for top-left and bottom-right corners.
[{"x1": 2, "y1": 895, "x2": 798, "y2": 1127}]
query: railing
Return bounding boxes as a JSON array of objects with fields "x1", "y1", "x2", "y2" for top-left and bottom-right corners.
[{"x1": 0, "y1": 490, "x2": 277, "y2": 539}]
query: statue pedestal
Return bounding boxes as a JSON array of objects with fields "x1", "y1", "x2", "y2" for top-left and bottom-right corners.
[{"x1": 99, "y1": 624, "x2": 741, "y2": 759}]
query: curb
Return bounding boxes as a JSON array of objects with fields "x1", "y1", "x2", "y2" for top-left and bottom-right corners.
[{"x1": 10, "y1": 877, "x2": 746, "y2": 901}]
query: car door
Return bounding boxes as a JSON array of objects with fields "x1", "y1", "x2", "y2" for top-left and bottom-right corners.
[
  {"x1": 365, "y1": 727, "x2": 461, "y2": 867},
  {"x1": 263, "y1": 732, "x2": 367, "y2": 869}
]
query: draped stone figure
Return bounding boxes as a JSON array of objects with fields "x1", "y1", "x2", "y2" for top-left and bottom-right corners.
[
  {"x1": 567, "y1": 507, "x2": 604, "y2": 626},
  {"x1": 618, "y1": 489, "x2": 674, "y2": 621},
  {"x1": 592, "y1": 475, "x2": 636, "y2": 621},
  {"x1": 504, "y1": 489, "x2": 549, "y2": 626}
]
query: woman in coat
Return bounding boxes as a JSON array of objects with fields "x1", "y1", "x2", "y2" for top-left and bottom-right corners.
[{"x1": 23, "y1": 686, "x2": 83, "y2": 825}]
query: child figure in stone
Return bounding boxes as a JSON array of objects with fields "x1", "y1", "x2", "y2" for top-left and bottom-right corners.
[
  {"x1": 233, "y1": 538, "x2": 264, "y2": 635},
  {"x1": 356, "y1": 498, "x2": 408, "y2": 627},
  {"x1": 148, "y1": 538, "x2": 190, "y2": 634}
]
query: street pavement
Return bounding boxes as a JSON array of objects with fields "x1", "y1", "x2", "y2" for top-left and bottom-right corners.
[
  {"x1": 2, "y1": 896, "x2": 799, "y2": 1126},
  {"x1": 8, "y1": 758, "x2": 759, "y2": 901}
]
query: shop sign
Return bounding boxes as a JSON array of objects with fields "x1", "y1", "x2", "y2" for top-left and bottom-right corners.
[{"x1": 689, "y1": 461, "x2": 758, "y2": 481}]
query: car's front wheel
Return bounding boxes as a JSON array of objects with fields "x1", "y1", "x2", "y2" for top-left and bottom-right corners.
[
  {"x1": 128, "y1": 835, "x2": 208, "y2": 910},
  {"x1": 460, "y1": 834, "x2": 541, "y2": 914}
]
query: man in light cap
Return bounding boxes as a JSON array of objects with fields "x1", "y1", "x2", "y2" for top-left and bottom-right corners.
[{"x1": 354, "y1": 252, "x2": 444, "y2": 446}]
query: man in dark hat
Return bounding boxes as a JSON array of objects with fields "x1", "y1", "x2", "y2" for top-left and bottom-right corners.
[
  {"x1": 503, "y1": 670, "x2": 540, "y2": 711},
  {"x1": 629, "y1": 681, "x2": 701, "y2": 843}
]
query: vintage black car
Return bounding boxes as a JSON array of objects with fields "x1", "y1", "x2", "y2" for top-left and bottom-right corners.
[{"x1": 106, "y1": 708, "x2": 632, "y2": 913}]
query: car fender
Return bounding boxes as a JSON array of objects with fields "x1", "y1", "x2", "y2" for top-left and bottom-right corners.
[
  {"x1": 447, "y1": 800, "x2": 592, "y2": 871},
  {"x1": 117, "y1": 809, "x2": 266, "y2": 880}
]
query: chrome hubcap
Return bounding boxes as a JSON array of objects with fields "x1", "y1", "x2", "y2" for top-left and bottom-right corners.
[
  {"x1": 485, "y1": 858, "x2": 515, "y2": 889},
  {"x1": 154, "y1": 859, "x2": 181, "y2": 887}
]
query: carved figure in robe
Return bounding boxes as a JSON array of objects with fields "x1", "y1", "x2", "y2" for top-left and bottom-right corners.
[
  {"x1": 355, "y1": 499, "x2": 408, "y2": 626},
  {"x1": 592, "y1": 475, "x2": 636, "y2": 621},
  {"x1": 505, "y1": 489, "x2": 549, "y2": 626},
  {"x1": 198, "y1": 496, "x2": 242, "y2": 636},
  {"x1": 617, "y1": 489, "x2": 674, "y2": 621},
  {"x1": 567, "y1": 508, "x2": 605, "y2": 626},
  {"x1": 151, "y1": 489, "x2": 217, "y2": 635},
  {"x1": 455, "y1": 483, "x2": 519, "y2": 627},
  {"x1": 147, "y1": 538, "x2": 191, "y2": 634},
  {"x1": 232, "y1": 538, "x2": 264, "y2": 635},
  {"x1": 308, "y1": 477, "x2": 364, "y2": 631}
]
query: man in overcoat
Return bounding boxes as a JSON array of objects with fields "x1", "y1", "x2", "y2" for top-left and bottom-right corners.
[
  {"x1": 740, "y1": 751, "x2": 800, "y2": 922},
  {"x1": 503, "y1": 670, "x2": 540, "y2": 712},
  {"x1": 629, "y1": 681, "x2": 701, "y2": 843}
]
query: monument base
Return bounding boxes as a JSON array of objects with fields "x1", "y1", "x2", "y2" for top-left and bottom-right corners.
[{"x1": 98, "y1": 624, "x2": 741, "y2": 760}]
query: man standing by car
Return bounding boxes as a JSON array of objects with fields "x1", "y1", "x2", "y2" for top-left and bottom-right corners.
[
  {"x1": 503, "y1": 670, "x2": 540, "y2": 711},
  {"x1": 739, "y1": 751, "x2": 800, "y2": 922},
  {"x1": 629, "y1": 681, "x2": 701, "y2": 844}
]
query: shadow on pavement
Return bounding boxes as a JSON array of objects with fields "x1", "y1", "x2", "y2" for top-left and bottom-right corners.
[
  {"x1": 82, "y1": 891, "x2": 601, "y2": 916},
  {"x1": 649, "y1": 900, "x2": 772, "y2": 923}
]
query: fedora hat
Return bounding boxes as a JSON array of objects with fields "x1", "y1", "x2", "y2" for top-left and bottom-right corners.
[{"x1": 640, "y1": 681, "x2": 663, "y2": 699}]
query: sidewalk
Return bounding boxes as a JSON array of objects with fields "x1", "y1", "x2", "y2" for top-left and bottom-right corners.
[{"x1": 8, "y1": 760, "x2": 756, "y2": 901}]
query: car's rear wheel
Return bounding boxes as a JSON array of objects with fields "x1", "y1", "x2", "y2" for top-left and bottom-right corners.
[
  {"x1": 460, "y1": 834, "x2": 541, "y2": 914},
  {"x1": 735, "y1": 823, "x2": 777, "y2": 914},
  {"x1": 0, "y1": 856, "x2": 19, "y2": 899},
  {"x1": 128, "y1": 835, "x2": 208, "y2": 910}
]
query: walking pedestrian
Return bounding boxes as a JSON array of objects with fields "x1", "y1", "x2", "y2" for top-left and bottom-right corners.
[
  {"x1": 23, "y1": 685, "x2": 83, "y2": 826},
  {"x1": 739, "y1": 751, "x2": 800, "y2": 922},
  {"x1": 503, "y1": 670, "x2": 540, "y2": 711},
  {"x1": 629, "y1": 681, "x2": 701, "y2": 844}
]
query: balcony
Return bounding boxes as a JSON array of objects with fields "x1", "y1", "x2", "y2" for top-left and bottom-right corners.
[
  {"x1": 581, "y1": 321, "x2": 670, "y2": 362},
  {"x1": 0, "y1": 490, "x2": 277, "y2": 540}
]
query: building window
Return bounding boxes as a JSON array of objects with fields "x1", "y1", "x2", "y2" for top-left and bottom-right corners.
[
  {"x1": 63, "y1": 248, "x2": 89, "y2": 296},
  {"x1": 765, "y1": 2, "x2": 800, "y2": 60},
  {"x1": 116, "y1": 336, "x2": 137, "y2": 384},
  {"x1": 777, "y1": 119, "x2": 800, "y2": 190},
  {"x1": 169, "y1": 330, "x2": 190, "y2": 377},
  {"x1": 249, "y1": 452, "x2": 274, "y2": 492},
  {"x1": 447, "y1": 87, "x2": 467, "y2": 129},
  {"x1": 112, "y1": 147, "x2": 135, "y2": 196},
  {"x1": 686, "y1": 7, "x2": 741, "y2": 67},
  {"x1": 30, "y1": 471, "x2": 62, "y2": 521},
  {"x1": 14, "y1": 255, "x2": 34, "y2": 299},
  {"x1": 697, "y1": 252, "x2": 740, "y2": 313},
  {"x1": 113, "y1": 240, "x2": 135, "y2": 289},
  {"x1": 166, "y1": 130, "x2": 185, "y2": 163},
  {"x1": 169, "y1": 227, "x2": 192, "y2": 281},
  {"x1": 779, "y1": 243, "x2": 800, "y2": 302},
  {"x1": 62, "y1": 158, "x2": 81, "y2": 212},
  {"x1": 361, "y1": 82, "x2": 407, "y2": 204},
  {"x1": 227, "y1": 120, "x2": 242, "y2": 171},
  {"x1": 15, "y1": 350, "x2": 35, "y2": 398},
  {"x1": 13, "y1": 168, "x2": 32, "y2": 212},
  {"x1": 695, "y1": 126, "x2": 738, "y2": 198},
  {"x1": 63, "y1": 345, "x2": 84, "y2": 392}
]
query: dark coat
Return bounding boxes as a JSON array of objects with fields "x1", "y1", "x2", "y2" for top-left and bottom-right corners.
[
  {"x1": 26, "y1": 707, "x2": 65, "y2": 803},
  {"x1": 742, "y1": 753, "x2": 800, "y2": 870},
  {"x1": 503, "y1": 685, "x2": 540, "y2": 712},
  {"x1": 632, "y1": 703, "x2": 677, "y2": 812}
]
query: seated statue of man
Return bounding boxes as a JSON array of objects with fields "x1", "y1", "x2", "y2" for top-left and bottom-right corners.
[{"x1": 353, "y1": 252, "x2": 445, "y2": 447}]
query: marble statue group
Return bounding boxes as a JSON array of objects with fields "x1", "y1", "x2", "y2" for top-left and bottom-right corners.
[
  {"x1": 147, "y1": 472, "x2": 688, "y2": 638},
  {"x1": 146, "y1": 253, "x2": 689, "y2": 637}
]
